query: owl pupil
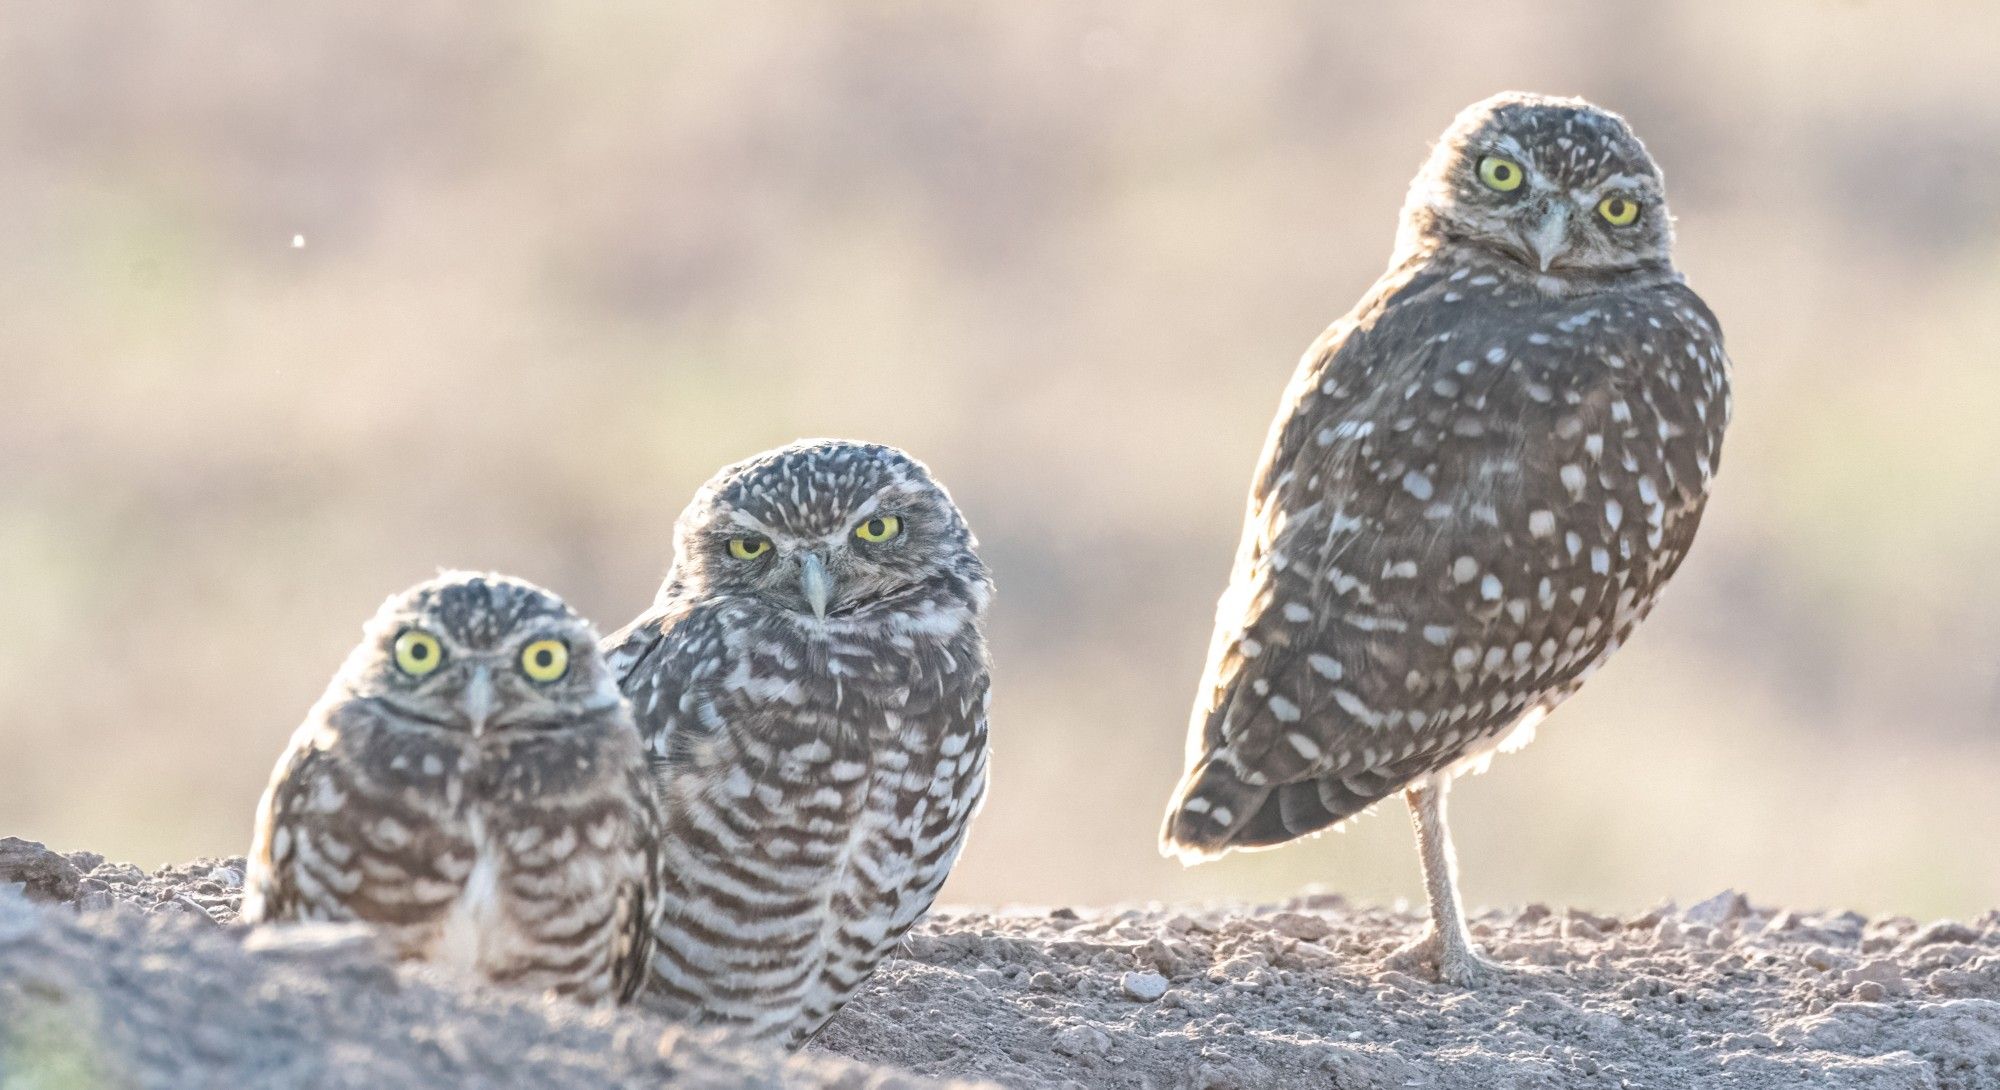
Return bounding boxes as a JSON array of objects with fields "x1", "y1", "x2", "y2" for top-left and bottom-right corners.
[
  {"x1": 535, "y1": 649, "x2": 552, "y2": 667},
  {"x1": 410, "y1": 644, "x2": 429, "y2": 660}
]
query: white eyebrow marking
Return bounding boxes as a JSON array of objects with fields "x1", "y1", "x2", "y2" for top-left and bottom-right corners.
[
  {"x1": 1581, "y1": 173, "x2": 1657, "y2": 202},
  {"x1": 724, "y1": 510, "x2": 777, "y2": 534},
  {"x1": 848, "y1": 491, "x2": 886, "y2": 523},
  {"x1": 1479, "y1": 135, "x2": 1556, "y2": 188},
  {"x1": 817, "y1": 489, "x2": 897, "y2": 546}
]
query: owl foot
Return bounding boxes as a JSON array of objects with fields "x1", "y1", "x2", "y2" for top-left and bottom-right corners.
[{"x1": 1382, "y1": 928, "x2": 1505, "y2": 987}]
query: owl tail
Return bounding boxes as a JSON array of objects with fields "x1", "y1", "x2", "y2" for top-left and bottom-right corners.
[
  {"x1": 1159, "y1": 756, "x2": 1272, "y2": 864},
  {"x1": 1163, "y1": 753, "x2": 1401, "y2": 863}
]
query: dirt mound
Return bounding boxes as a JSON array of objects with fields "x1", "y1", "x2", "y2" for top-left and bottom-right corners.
[
  {"x1": 0, "y1": 839, "x2": 978, "y2": 1089},
  {"x1": 5, "y1": 838, "x2": 1997, "y2": 1089}
]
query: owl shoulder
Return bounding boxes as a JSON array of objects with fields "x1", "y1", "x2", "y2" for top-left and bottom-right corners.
[
  {"x1": 608, "y1": 594, "x2": 755, "y2": 745},
  {"x1": 1253, "y1": 262, "x2": 1462, "y2": 492}
]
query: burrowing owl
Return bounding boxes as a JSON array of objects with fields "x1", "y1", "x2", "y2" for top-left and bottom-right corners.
[
  {"x1": 243, "y1": 572, "x2": 662, "y2": 1005},
  {"x1": 1161, "y1": 92, "x2": 1732, "y2": 983},
  {"x1": 605, "y1": 439, "x2": 992, "y2": 1048}
]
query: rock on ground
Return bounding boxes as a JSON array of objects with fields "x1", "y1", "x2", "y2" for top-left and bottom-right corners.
[{"x1": 5, "y1": 838, "x2": 1999, "y2": 1089}]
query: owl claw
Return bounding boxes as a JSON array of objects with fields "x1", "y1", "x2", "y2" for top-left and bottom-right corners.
[{"x1": 1382, "y1": 928, "x2": 1504, "y2": 986}]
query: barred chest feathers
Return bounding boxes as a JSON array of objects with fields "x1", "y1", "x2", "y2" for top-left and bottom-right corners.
[{"x1": 611, "y1": 438, "x2": 993, "y2": 1047}]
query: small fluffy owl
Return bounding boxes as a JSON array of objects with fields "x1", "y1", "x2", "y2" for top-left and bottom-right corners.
[
  {"x1": 605, "y1": 439, "x2": 992, "y2": 1048},
  {"x1": 243, "y1": 572, "x2": 662, "y2": 1006},
  {"x1": 1162, "y1": 93, "x2": 1732, "y2": 984}
]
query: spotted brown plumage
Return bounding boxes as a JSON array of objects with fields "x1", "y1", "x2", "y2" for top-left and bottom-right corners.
[
  {"x1": 606, "y1": 439, "x2": 992, "y2": 1048},
  {"x1": 1161, "y1": 92, "x2": 1732, "y2": 983},
  {"x1": 243, "y1": 572, "x2": 663, "y2": 1006}
]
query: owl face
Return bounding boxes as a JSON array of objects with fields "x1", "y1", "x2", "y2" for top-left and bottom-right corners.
[
  {"x1": 670, "y1": 439, "x2": 981, "y2": 620},
  {"x1": 1402, "y1": 92, "x2": 1672, "y2": 276},
  {"x1": 340, "y1": 571, "x2": 622, "y2": 733}
]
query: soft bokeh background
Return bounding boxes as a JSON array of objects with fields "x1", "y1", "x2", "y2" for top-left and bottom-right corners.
[{"x1": 3, "y1": 2, "x2": 1996, "y2": 918}]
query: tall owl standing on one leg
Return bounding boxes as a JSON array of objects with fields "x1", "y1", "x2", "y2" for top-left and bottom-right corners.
[
  {"x1": 1161, "y1": 92, "x2": 1732, "y2": 984},
  {"x1": 243, "y1": 572, "x2": 662, "y2": 1005},
  {"x1": 605, "y1": 439, "x2": 992, "y2": 1048}
]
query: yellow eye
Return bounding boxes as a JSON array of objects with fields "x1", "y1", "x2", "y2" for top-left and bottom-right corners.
[
  {"x1": 1477, "y1": 156, "x2": 1524, "y2": 192},
  {"x1": 1597, "y1": 196, "x2": 1640, "y2": 226},
  {"x1": 519, "y1": 639, "x2": 569, "y2": 683},
  {"x1": 393, "y1": 630, "x2": 443, "y2": 677},
  {"x1": 728, "y1": 537, "x2": 771, "y2": 560},
  {"x1": 854, "y1": 515, "x2": 902, "y2": 543}
]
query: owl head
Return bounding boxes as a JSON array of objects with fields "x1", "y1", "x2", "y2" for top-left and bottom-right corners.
[
  {"x1": 338, "y1": 571, "x2": 623, "y2": 733},
  {"x1": 668, "y1": 439, "x2": 987, "y2": 620},
  {"x1": 1398, "y1": 92, "x2": 1673, "y2": 277}
]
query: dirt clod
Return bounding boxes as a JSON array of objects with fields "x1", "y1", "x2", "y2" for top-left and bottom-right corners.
[
  {"x1": 1686, "y1": 889, "x2": 1754, "y2": 926},
  {"x1": 0, "y1": 838, "x2": 81, "y2": 903}
]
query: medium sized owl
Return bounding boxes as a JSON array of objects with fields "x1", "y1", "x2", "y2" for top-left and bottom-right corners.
[
  {"x1": 1162, "y1": 93, "x2": 1732, "y2": 984},
  {"x1": 243, "y1": 571, "x2": 663, "y2": 1006},
  {"x1": 605, "y1": 439, "x2": 992, "y2": 1048}
]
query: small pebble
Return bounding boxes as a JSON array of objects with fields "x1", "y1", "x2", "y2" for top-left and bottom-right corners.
[
  {"x1": 1840, "y1": 958, "x2": 1908, "y2": 996},
  {"x1": 1121, "y1": 971, "x2": 1169, "y2": 1002},
  {"x1": 1052, "y1": 1025, "x2": 1111, "y2": 1058}
]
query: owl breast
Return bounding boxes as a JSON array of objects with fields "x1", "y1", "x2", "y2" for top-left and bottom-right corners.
[
  {"x1": 642, "y1": 594, "x2": 991, "y2": 1046},
  {"x1": 245, "y1": 703, "x2": 658, "y2": 1006},
  {"x1": 431, "y1": 809, "x2": 502, "y2": 976}
]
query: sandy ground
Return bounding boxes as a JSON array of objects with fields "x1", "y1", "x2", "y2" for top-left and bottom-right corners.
[{"x1": 3, "y1": 838, "x2": 1996, "y2": 1089}]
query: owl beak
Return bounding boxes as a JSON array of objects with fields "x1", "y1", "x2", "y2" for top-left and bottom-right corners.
[
  {"x1": 799, "y1": 552, "x2": 833, "y2": 621},
  {"x1": 458, "y1": 665, "x2": 495, "y2": 734},
  {"x1": 1525, "y1": 203, "x2": 1571, "y2": 271}
]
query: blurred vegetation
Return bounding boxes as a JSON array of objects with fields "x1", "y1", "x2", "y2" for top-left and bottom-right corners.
[
  {"x1": 0, "y1": 991, "x2": 105, "y2": 1090},
  {"x1": 1, "y1": 2, "x2": 1996, "y2": 917}
]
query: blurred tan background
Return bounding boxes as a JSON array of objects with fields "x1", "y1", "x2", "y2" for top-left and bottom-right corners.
[{"x1": 3, "y1": 2, "x2": 1996, "y2": 919}]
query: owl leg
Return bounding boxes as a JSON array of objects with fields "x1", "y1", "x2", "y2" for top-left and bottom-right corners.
[{"x1": 1385, "y1": 773, "x2": 1498, "y2": 985}]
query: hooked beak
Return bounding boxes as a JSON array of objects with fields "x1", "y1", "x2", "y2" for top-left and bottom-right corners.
[
  {"x1": 1524, "y1": 202, "x2": 1571, "y2": 271},
  {"x1": 458, "y1": 665, "x2": 495, "y2": 735},
  {"x1": 799, "y1": 552, "x2": 833, "y2": 621}
]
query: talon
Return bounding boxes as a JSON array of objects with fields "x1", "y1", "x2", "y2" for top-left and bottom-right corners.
[
  {"x1": 1434, "y1": 946, "x2": 1501, "y2": 986},
  {"x1": 1381, "y1": 928, "x2": 1503, "y2": 986}
]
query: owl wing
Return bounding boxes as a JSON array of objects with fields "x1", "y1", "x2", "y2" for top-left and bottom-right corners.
[
  {"x1": 600, "y1": 590, "x2": 732, "y2": 773},
  {"x1": 241, "y1": 702, "x2": 402, "y2": 925},
  {"x1": 242, "y1": 720, "x2": 336, "y2": 923},
  {"x1": 244, "y1": 698, "x2": 486, "y2": 941},
  {"x1": 609, "y1": 753, "x2": 667, "y2": 1004},
  {"x1": 1163, "y1": 271, "x2": 1729, "y2": 858}
]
